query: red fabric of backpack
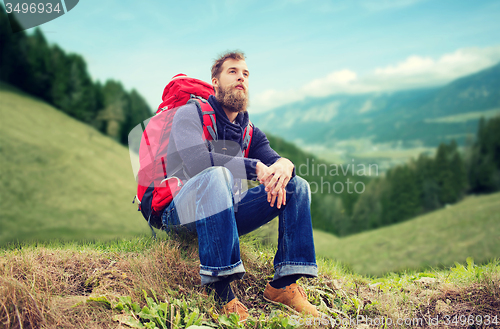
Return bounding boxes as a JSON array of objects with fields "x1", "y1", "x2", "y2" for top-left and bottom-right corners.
[{"x1": 134, "y1": 74, "x2": 253, "y2": 229}]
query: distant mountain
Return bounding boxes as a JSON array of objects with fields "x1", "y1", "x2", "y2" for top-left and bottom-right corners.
[{"x1": 252, "y1": 62, "x2": 500, "y2": 164}]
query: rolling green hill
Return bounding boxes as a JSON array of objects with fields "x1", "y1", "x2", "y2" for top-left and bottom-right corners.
[
  {"x1": 313, "y1": 191, "x2": 500, "y2": 276},
  {"x1": 0, "y1": 82, "x2": 150, "y2": 246}
]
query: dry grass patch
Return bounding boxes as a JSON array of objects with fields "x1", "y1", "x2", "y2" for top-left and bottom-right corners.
[
  {"x1": 419, "y1": 277, "x2": 500, "y2": 326},
  {"x1": 1, "y1": 237, "x2": 499, "y2": 329},
  {"x1": 0, "y1": 237, "x2": 209, "y2": 329},
  {"x1": 0, "y1": 276, "x2": 48, "y2": 329}
]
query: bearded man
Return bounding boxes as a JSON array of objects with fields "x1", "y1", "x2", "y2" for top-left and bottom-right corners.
[{"x1": 162, "y1": 51, "x2": 318, "y2": 322}]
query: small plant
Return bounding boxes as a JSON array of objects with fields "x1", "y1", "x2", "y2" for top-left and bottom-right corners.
[
  {"x1": 245, "y1": 310, "x2": 295, "y2": 329},
  {"x1": 111, "y1": 290, "x2": 209, "y2": 329},
  {"x1": 448, "y1": 257, "x2": 485, "y2": 283}
]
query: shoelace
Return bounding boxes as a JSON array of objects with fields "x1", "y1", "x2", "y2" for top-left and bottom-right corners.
[
  {"x1": 297, "y1": 286, "x2": 307, "y2": 299},
  {"x1": 285, "y1": 285, "x2": 307, "y2": 299}
]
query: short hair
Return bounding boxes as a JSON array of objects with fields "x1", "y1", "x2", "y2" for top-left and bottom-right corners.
[{"x1": 211, "y1": 51, "x2": 246, "y2": 80}]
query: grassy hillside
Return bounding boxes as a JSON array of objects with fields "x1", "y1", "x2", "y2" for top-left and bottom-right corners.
[
  {"x1": 313, "y1": 192, "x2": 500, "y2": 276},
  {"x1": 0, "y1": 82, "x2": 150, "y2": 246}
]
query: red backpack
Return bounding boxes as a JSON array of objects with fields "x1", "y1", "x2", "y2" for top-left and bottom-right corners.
[{"x1": 133, "y1": 74, "x2": 253, "y2": 230}]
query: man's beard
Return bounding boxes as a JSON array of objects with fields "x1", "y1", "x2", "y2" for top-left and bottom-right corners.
[{"x1": 215, "y1": 83, "x2": 249, "y2": 113}]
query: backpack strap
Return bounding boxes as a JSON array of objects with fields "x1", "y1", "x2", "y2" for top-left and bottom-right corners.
[
  {"x1": 243, "y1": 121, "x2": 253, "y2": 158},
  {"x1": 186, "y1": 97, "x2": 254, "y2": 158},
  {"x1": 187, "y1": 97, "x2": 218, "y2": 143}
]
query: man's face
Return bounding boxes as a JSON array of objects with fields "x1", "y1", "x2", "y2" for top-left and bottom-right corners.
[{"x1": 212, "y1": 59, "x2": 250, "y2": 113}]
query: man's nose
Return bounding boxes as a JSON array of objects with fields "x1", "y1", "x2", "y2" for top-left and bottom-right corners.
[{"x1": 237, "y1": 72, "x2": 245, "y2": 81}]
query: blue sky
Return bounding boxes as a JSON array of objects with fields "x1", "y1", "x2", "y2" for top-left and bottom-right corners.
[{"x1": 12, "y1": 0, "x2": 500, "y2": 112}]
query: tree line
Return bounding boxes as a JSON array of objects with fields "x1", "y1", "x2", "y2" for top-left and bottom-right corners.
[
  {"x1": 0, "y1": 7, "x2": 152, "y2": 144},
  {"x1": 345, "y1": 116, "x2": 500, "y2": 236},
  {"x1": 269, "y1": 115, "x2": 500, "y2": 237}
]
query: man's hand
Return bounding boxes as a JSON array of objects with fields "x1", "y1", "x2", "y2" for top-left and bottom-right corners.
[
  {"x1": 268, "y1": 186, "x2": 286, "y2": 209},
  {"x1": 261, "y1": 158, "x2": 294, "y2": 193},
  {"x1": 255, "y1": 159, "x2": 294, "y2": 208},
  {"x1": 256, "y1": 161, "x2": 279, "y2": 206},
  {"x1": 256, "y1": 161, "x2": 272, "y2": 184}
]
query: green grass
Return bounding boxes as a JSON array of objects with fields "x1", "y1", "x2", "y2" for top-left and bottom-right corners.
[
  {"x1": 0, "y1": 82, "x2": 150, "y2": 246},
  {"x1": 313, "y1": 192, "x2": 500, "y2": 276}
]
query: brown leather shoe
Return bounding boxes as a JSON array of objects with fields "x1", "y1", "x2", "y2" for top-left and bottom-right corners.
[
  {"x1": 221, "y1": 298, "x2": 249, "y2": 323},
  {"x1": 263, "y1": 283, "x2": 318, "y2": 316}
]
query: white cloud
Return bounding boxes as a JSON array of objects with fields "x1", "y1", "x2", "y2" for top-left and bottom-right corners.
[
  {"x1": 372, "y1": 46, "x2": 500, "y2": 86},
  {"x1": 252, "y1": 69, "x2": 363, "y2": 111},
  {"x1": 251, "y1": 89, "x2": 302, "y2": 114},
  {"x1": 302, "y1": 69, "x2": 358, "y2": 97},
  {"x1": 252, "y1": 45, "x2": 500, "y2": 113},
  {"x1": 374, "y1": 55, "x2": 434, "y2": 76}
]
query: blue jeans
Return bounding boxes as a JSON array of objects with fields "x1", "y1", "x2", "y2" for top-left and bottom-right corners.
[{"x1": 161, "y1": 166, "x2": 317, "y2": 285}]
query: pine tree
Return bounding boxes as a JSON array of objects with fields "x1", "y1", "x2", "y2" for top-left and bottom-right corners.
[
  {"x1": 96, "y1": 80, "x2": 128, "y2": 140},
  {"x1": 350, "y1": 179, "x2": 383, "y2": 233},
  {"x1": 415, "y1": 154, "x2": 441, "y2": 211},
  {"x1": 382, "y1": 165, "x2": 420, "y2": 225},
  {"x1": 120, "y1": 89, "x2": 152, "y2": 145},
  {"x1": 24, "y1": 28, "x2": 53, "y2": 101},
  {"x1": 0, "y1": 7, "x2": 30, "y2": 88},
  {"x1": 468, "y1": 116, "x2": 500, "y2": 193},
  {"x1": 50, "y1": 45, "x2": 71, "y2": 112},
  {"x1": 450, "y1": 151, "x2": 467, "y2": 199},
  {"x1": 434, "y1": 143, "x2": 457, "y2": 204},
  {"x1": 66, "y1": 54, "x2": 98, "y2": 123}
]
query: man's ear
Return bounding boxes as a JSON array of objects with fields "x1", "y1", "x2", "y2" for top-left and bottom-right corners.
[{"x1": 211, "y1": 77, "x2": 218, "y2": 94}]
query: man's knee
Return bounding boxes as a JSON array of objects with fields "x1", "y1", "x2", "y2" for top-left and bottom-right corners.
[
  {"x1": 287, "y1": 176, "x2": 311, "y2": 201},
  {"x1": 204, "y1": 166, "x2": 233, "y2": 184},
  {"x1": 198, "y1": 166, "x2": 234, "y2": 196},
  {"x1": 181, "y1": 166, "x2": 234, "y2": 221}
]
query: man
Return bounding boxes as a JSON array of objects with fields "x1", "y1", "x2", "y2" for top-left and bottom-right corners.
[{"x1": 161, "y1": 51, "x2": 318, "y2": 322}]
